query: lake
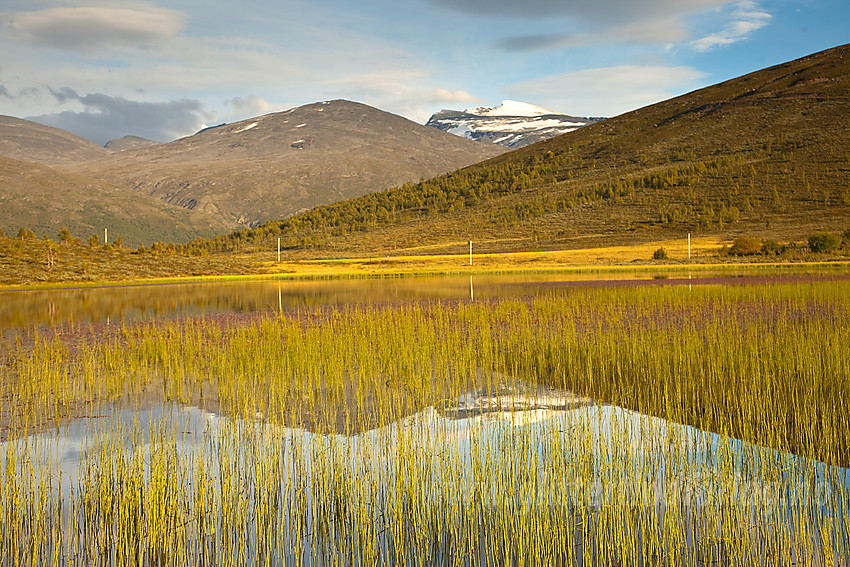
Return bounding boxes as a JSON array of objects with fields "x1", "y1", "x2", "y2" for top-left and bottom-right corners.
[{"x1": 1, "y1": 269, "x2": 849, "y2": 565}]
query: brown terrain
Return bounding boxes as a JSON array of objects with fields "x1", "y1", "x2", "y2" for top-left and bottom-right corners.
[
  {"x1": 69, "y1": 100, "x2": 506, "y2": 229},
  {"x1": 0, "y1": 100, "x2": 505, "y2": 244}
]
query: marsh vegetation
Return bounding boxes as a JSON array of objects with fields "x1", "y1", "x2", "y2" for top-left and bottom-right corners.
[{"x1": 1, "y1": 276, "x2": 848, "y2": 564}]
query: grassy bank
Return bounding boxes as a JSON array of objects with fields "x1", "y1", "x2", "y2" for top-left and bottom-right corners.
[{"x1": 3, "y1": 231, "x2": 850, "y2": 289}]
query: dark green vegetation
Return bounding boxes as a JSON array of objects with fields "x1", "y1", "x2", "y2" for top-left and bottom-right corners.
[
  {"x1": 720, "y1": 230, "x2": 850, "y2": 257},
  {"x1": 203, "y1": 43, "x2": 850, "y2": 257}
]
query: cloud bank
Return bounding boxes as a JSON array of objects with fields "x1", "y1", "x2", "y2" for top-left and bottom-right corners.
[
  {"x1": 431, "y1": 0, "x2": 771, "y2": 51},
  {"x1": 691, "y1": 2, "x2": 771, "y2": 51},
  {"x1": 28, "y1": 89, "x2": 208, "y2": 145}
]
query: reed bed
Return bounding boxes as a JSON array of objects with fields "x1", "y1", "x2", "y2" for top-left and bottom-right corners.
[{"x1": 1, "y1": 279, "x2": 848, "y2": 564}]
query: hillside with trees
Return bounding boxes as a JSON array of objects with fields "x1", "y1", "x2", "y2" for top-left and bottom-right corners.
[{"x1": 188, "y1": 44, "x2": 850, "y2": 258}]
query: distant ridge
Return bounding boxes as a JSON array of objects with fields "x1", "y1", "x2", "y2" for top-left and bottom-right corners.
[
  {"x1": 104, "y1": 135, "x2": 161, "y2": 152},
  {"x1": 70, "y1": 99, "x2": 506, "y2": 230},
  {"x1": 0, "y1": 115, "x2": 110, "y2": 165}
]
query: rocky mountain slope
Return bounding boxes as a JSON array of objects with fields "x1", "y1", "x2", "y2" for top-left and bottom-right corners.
[
  {"x1": 71, "y1": 100, "x2": 506, "y2": 229},
  {"x1": 426, "y1": 100, "x2": 602, "y2": 148}
]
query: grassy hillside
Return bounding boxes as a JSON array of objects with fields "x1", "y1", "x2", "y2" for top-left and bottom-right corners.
[{"x1": 200, "y1": 43, "x2": 850, "y2": 258}]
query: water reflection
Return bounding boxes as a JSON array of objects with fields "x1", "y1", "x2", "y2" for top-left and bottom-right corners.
[
  {"x1": 4, "y1": 270, "x2": 849, "y2": 330},
  {"x1": 5, "y1": 386, "x2": 848, "y2": 565}
]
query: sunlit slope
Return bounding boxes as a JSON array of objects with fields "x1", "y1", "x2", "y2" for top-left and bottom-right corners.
[{"x1": 209, "y1": 43, "x2": 850, "y2": 256}]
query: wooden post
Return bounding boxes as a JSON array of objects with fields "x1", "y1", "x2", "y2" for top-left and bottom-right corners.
[
  {"x1": 104, "y1": 228, "x2": 108, "y2": 245},
  {"x1": 277, "y1": 237, "x2": 281, "y2": 264},
  {"x1": 470, "y1": 275, "x2": 474, "y2": 302},
  {"x1": 469, "y1": 240, "x2": 472, "y2": 266}
]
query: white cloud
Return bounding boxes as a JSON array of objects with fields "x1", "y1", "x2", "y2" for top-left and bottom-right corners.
[
  {"x1": 428, "y1": 88, "x2": 480, "y2": 104},
  {"x1": 2, "y1": 3, "x2": 186, "y2": 54},
  {"x1": 504, "y1": 65, "x2": 708, "y2": 117},
  {"x1": 326, "y1": 71, "x2": 484, "y2": 122},
  {"x1": 690, "y1": 1, "x2": 771, "y2": 51},
  {"x1": 427, "y1": 0, "x2": 722, "y2": 23}
]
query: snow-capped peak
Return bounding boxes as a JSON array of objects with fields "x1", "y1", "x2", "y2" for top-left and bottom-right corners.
[
  {"x1": 426, "y1": 102, "x2": 603, "y2": 148},
  {"x1": 464, "y1": 100, "x2": 565, "y2": 117}
]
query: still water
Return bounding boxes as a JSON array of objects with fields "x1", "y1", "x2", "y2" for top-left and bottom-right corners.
[{"x1": 3, "y1": 269, "x2": 848, "y2": 330}]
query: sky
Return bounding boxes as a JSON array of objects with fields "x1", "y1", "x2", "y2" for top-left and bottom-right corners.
[{"x1": 0, "y1": 0, "x2": 847, "y2": 145}]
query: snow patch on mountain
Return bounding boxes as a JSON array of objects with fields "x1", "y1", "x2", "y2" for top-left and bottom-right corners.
[{"x1": 233, "y1": 122, "x2": 258, "y2": 134}]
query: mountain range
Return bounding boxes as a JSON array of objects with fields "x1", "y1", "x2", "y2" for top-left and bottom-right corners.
[
  {"x1": 426, "y1": 100, "x2": 602, "y2": 148},
  {"x1": 0, "y1": 100, "x2": 504, "y2": 245},
  {"x1": 2, "y1": 43, "x2": 849, "y2": 256}
]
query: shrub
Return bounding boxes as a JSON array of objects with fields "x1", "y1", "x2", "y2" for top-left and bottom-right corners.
[
  {"x1": 729, "y1": 237, "x2": 762, "y2": 256},
  {"x1": 88, "y1": 234, "x2": 99, "y2": 247},
  {"x1": 808, "y1": 232, "x2": 841, "y2": 253},
  {"x1": 652, "y1": 247, "x2": 668, "y2": 260},
  {"x1": 760, "y1": 239, "x2": 786, "y2": 256}
]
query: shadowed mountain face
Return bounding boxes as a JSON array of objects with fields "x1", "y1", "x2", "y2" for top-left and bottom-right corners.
[
  {"x1": 0, "y1": 116, "x2": 111, "y2": 166},
  {"x1": 70, "y1": 100, "x2": 507, "y2": 229},
  {"x1": 219, "y1": 44, "x2": 850, "y2": 256}
]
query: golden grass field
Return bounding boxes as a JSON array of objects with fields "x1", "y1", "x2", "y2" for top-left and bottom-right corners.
[{"x1": 265, "y1": 235, "x2": 844, "y2": 278}]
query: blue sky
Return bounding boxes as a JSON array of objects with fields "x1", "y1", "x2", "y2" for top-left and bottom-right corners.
[{"x1": 0, "y1": 0, "x2": 846, "y2": 145}]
